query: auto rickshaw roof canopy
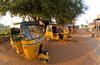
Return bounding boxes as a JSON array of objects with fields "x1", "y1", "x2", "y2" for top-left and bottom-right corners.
[
  {"x1": 13, "y1": 21, "x2": 39, "y2": 25},
  {"x1": 46, "y1": 24, "x2": 67, "y2": 32},
  {"x1": 47, "y1": 24, "x2": 65, "y2": 27},
  {"x1": 11, "y1": 21, "x2": 40, "y2": 28}
]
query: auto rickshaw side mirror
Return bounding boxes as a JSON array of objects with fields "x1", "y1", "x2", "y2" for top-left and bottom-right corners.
[{"x1": 17, "y1": 34, "x2": 26, "y2": 38}]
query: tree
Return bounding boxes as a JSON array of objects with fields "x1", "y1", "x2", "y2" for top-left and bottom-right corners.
[
  {"x1": 85, "y1": 25, "x2": 88, "y2": 27},
  {"x1": 81, "y1": 24, "x2": 84, "y2": 26},
  {"x1": 0, "y1": 0, "x2": 88, "y2": 24},
  {"x1": 0, "y1": 23, "x2": 4, "y2": 28},
  {"x1": 81, "y1": 24, "x2": 84, "y2": 28}
]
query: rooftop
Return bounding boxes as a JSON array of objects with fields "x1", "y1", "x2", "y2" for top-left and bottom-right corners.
[
  {"x1": 94, "y1": 18, "x2": 100, "y2": 21},
  {"x1": 89, "y1": 22, "x2": 94, "y2": 25}
]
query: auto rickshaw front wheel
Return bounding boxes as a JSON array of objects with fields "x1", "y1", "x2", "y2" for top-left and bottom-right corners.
[
  {"x1": 38, "y1": 51, "x2": 49, "y2": 63},
  {"x1": 40, "y1": 58, "x2": 48, "y2": 63},
  {"x1": 11, "y1": 47, "x2": 16, "y2": 52},
  {"x1": 46, "y1": 59, "x2": 48, "y2": 62}
]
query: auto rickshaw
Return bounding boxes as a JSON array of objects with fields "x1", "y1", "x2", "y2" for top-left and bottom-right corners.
[
  {"x1": 10, "y1": 21, "x2": 49, "y2": 62},
  {"x1": 45, "y1": 24, "x2": 71, "y2": 41},
  {"x1": 67, "y1": 24, "x2": 74, "y2": 33},
  {"x1": 70, "y1": 27, "x2": 74, "y2": 33}
]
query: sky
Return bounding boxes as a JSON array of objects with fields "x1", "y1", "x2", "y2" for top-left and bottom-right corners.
[
  {"x1": 75, "y1": 0, "x2": 100, "y2": 25},
  {"x1": 0, "y1": 12, "x2": 22, "y2": 26},
  {"x1": 0, "y1": 0, "x2": 100, "y2": 26}
]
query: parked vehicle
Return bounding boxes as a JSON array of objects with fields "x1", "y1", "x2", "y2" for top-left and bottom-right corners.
[
  {"x1": 10, "y1": 21, "x2": 49, "y2": 62},
  {"x1": 45, "y1": 24, "x2": 71, "y2": 41},
  {"x1": 67, "y1": 24, "x2": 75, "y2": 34}
]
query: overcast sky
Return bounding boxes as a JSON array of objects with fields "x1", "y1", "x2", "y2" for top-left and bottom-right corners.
[
  {"x1": 75, "y1": 0, "x2": 100, "y2": 25},
  {"x1": 0, "y1": 12, "x2": 22, "y2": 26},
  {"x1": 0, "y1": 0, "x2": 100, "y2": 26}
]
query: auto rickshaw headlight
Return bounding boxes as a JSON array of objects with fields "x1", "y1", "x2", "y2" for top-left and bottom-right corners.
[
  {"x1": 43, "y1": 51, "x2": 48, "y2": 55},
  {"x1": 46, "y1": 52, "x2": 48, "y2": 55}
]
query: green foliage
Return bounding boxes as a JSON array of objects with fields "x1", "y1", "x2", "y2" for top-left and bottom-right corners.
[
  {"x1": 0, "y1": 0, "x2": 88, "y2": 24},
  {"x1": 76, "y1": 25, "x2": 79, "y2": 28},
  {"x1": 85, "y1": 25, "x2": 88, "y2": 27},
  {"x1": 57, "y1": 19, "x2": 65, "y2": 24},
  {"x1": 0, "y1": 23, "x2": 4, "y2": 28},
  {"x1": 0, "y1": 30, "x2": 10, "y2": 36},
  {"x1": 81, "y1": 24, "x2": 84, "y2": 26}
]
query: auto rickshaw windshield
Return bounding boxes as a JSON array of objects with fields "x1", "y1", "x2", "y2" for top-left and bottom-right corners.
[
  {"x1": 22, "y1": 24, "x2": 43, "y2": 40},
  {"x1": 65, "y1": 26, "x2": 69, "y2": 32}
]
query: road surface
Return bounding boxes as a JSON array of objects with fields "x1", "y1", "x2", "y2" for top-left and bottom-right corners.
[{"x1": 0, "y1": 29, "x2": 100, "y2": 65}]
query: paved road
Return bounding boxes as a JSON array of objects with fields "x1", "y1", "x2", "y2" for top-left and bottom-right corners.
[{"x1": 0, "y1": 29, "x2": 100, "y2": 65}]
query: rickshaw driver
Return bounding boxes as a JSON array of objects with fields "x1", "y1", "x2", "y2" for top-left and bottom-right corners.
[
  {"x1": 68, "y1": 27, "x2": 71, "y2": 34},
  {"x1": 74, "y1": 27, "x2": 77, "y2": 33},
  {"x1": 52, "y1": 27, "x2": 57, "y2": 38},
  {"x1": 57, "y1": 28, "x2": 64, "y2": 39}
]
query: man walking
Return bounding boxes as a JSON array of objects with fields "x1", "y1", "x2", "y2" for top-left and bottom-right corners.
[{"x1": 92, "y1": 28, "x2": 94, "y2": 38}]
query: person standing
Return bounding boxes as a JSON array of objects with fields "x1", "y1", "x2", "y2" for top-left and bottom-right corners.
[
  {"x1": 92, "y1": 28, "x2": 94, "y2": 38},
  {"x1": 68, "y1": 27, "x2": 71, "y2": 34},
  {"x1": 75, "y1": 27, "x2": 77, "y2": 33}
]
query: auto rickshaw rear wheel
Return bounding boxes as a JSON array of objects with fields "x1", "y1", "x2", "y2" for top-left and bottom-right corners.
[{"x1": 46, "y1": 59, "x2": 48, "y2": 62}]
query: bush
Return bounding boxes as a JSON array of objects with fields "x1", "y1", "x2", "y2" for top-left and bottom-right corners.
[{"x1": 0, "y1": 30, "x2": 10, "y2": 36}]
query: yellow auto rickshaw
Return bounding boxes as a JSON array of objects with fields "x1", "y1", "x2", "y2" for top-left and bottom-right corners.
[
  {"x1": 71, "y1": 27, "x2": 74, "y2": 33},
  {"x1": 10, "y1": 21, "x2": 49, "y2": 62},
  {"x1": 67, "y1": 24, "x2": 74, "y2": 33},
  {"x1": 45, "y1": 24, "x2": 71, "y2": 41}
]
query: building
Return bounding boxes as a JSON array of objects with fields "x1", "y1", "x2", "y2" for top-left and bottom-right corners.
[
  {"x1": 88, "y1": 22, "x2": 95, "y2": 32},
  {"x1": 94, "y1": 15, "x2": 100, "y2": 37}
]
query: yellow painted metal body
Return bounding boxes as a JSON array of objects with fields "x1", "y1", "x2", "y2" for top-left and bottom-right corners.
[
  {"x1": 11, "y1": 36, "x2": 49, "y2": 60},
  {"x1": 71, "y1": 28, "x2": 74, "y2": 33},
  {"x1": 45, "y1": 32, "x2": 59, "y2": 40},
  {"x1": 45, "y1": 24, "x2": 71, "y2": 41},
  {"x1": 10, "y1": 37, "x2": 23, "y2": 54},
  {"x1": 38, "y1": 53, "x2": 49, "y2": 59},
  {"x1": 10, "y1": 22, "x2": 49, "y2": 60},
  {"x1": 21, "y1": 37, "x2": 45, "y2": 60}
]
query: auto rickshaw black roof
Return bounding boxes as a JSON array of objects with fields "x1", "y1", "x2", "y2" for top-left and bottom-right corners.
[
  {"x1": 13, "y1": 21, "x2": 39, "y2": 25},
  {"x1": 47, "y1": 24, "x2": 66, "y2": 28},
  {"x1": 47, "y1": 24, "x2": 65, "y2": 26}
]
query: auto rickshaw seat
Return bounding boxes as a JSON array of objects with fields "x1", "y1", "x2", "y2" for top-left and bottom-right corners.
[
  {"x1": 59, "y1": 34, "x2": 63, "y2": 39},
  {"x1": 11, "y1": 28, "x2": 21, "y2": 42},
  {"x1": 11, "y1": 33, "x2": 21, "y2": 42}
]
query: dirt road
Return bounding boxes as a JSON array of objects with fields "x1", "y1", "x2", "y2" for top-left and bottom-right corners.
[{"x1": 0, "y1": 29, "x2": 100, "y2": 65}]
